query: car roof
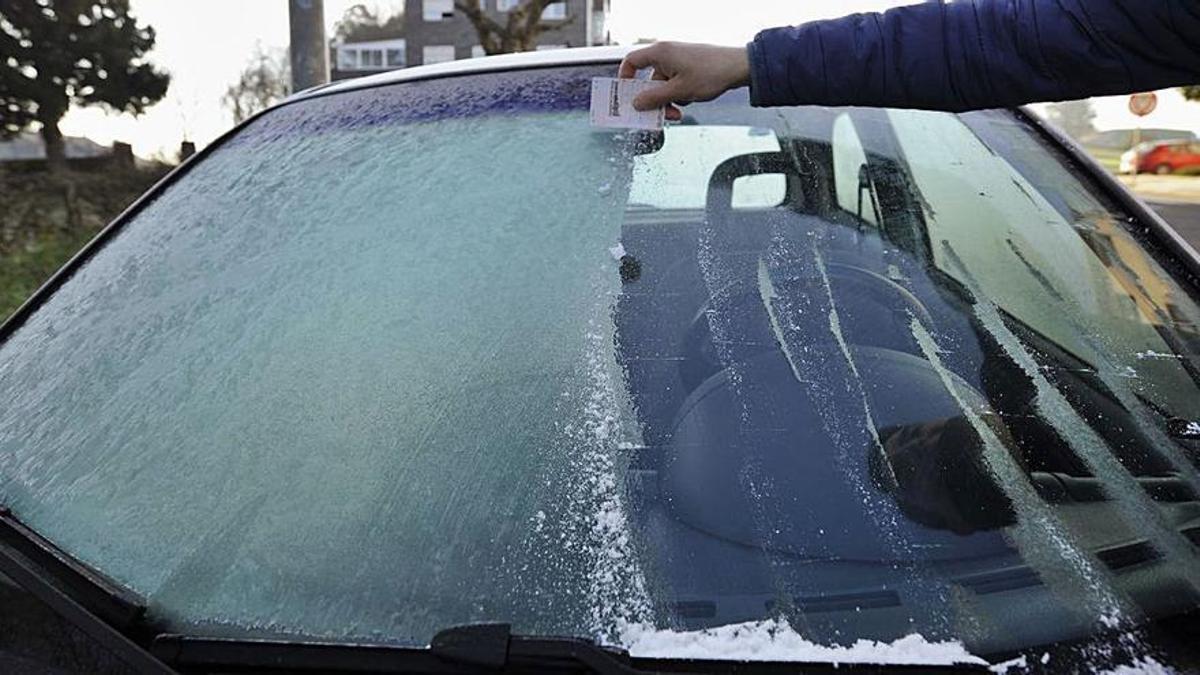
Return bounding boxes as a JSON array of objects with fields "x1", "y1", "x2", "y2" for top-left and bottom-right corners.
[{"x1": 290, "y1": 45, "x2": 634, "y2": 102}]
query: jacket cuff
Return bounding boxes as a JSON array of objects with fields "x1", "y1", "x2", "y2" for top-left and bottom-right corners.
[{"x1": 746, "y1": 40, "x2": 769, "y2": 107}]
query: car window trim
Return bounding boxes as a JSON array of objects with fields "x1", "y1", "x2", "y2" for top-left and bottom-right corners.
[{"x1": 0, "y1": 508, "x2": 171, "y2": 673}]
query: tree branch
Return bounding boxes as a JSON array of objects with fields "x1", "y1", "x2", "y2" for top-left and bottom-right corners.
[
  {"x1": 535, "y1": 12, "x2": 575, "y2": 35},
  {"x1": 455, "y1": 0, "x2": 574, "y2": 54},
  {"x1": 521, "y1": 0, "x2": 557, "y2": 35},
  {"x1": 454, "y1": 1, "x2": 505, "y2": 37}
]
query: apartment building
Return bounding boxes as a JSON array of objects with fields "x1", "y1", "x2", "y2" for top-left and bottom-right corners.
[{"x1": 332, "y1": 0, "x2": 610, "y2": 80}]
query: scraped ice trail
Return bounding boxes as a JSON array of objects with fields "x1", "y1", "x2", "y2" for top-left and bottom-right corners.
[
  {"x1": 755, "y1": 231, "x2": 967, "y2": 635},
  {"x1": 692, "y1": 211, "x2": 822, "y2": 624},
  {"x1": 908, "y1": 317, "x2": 1130, "y2": 628},
  {"x1": 908, "y1": 320, "x2": 1177, "y2": 669},
  {"x1": 510, "y1": 136, "x2": 654, "y2": 644},
  {"x1": 572, "y1": 319, "x2": 655, "y2": 638},
  {"x1": 940, "y1": 243, "x2": 1200, "y2": 595},
  {"x1": 574, "y1": 219, "x2": 989, "y2": 665},
  {"x1": 700, "y1": 213, "x2": 978, "y2": 637},
  {"x1": 696, "y1": 214, "x2": 916, "y2": 631},
  {"x1": 602, "y1": 228, "x2": 1183, "y2": 664},
  {"x1": 1000, "y1": 240, "x2": 1200, "y2": 501},
  {"x1": 505, "y1": 138, "x2": 974, "y2": 662}
]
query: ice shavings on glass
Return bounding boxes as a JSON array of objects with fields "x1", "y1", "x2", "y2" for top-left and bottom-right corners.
[{"x1": 616, "y1": 619, "x2": 988, "y2": 666}]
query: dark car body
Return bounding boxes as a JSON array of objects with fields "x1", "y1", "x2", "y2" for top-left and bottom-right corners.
[{"x1": 3, "y1": 48, "x2": 1200, "y2": 674}]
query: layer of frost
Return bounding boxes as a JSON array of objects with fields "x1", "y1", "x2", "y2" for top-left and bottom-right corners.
[
  {"x1": 1134, "y1": 350, "x2": 1183, "y2": 360},
  {"x1": 617, "y1": 620, "x2": 987, "y2": 666},
  {"x1": 1100, "y1": 657, "x2": 1175, "y2": 675}
]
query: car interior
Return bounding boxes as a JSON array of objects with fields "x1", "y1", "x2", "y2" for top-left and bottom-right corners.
[{"x1": 608, "y1": 103, "x2": 1200, "y2": 646}]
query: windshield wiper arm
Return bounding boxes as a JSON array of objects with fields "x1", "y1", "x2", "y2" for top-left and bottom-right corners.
[
  {"x1": 434, "y1": 623, "x2": 640, "y2": 673},
  {"x1": 152, "y1": 623, "x2": 642, "y2": 674}
]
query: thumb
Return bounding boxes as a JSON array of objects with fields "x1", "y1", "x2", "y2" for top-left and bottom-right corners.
[{"x1": 633, "y1": 80, "x2": 683, "y2": 111}]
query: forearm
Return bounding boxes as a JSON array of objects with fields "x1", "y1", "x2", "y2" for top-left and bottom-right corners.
[{"x1": 748, "y1": 0, "x2": 1200, "y2": 112}]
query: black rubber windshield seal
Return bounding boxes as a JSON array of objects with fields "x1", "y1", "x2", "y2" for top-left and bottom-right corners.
[{"x1": 0, "y1": 508, "x2": 171, "y2": 673}]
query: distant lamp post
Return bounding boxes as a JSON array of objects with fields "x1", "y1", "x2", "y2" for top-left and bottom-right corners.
[{"x1": 289, "y1": 0, "x2": 330, "y2": 92}]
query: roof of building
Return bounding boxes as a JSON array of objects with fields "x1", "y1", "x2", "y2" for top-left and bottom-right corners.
[
  {"x1": 291, "y1": 45, "x2": 633, "y2": 102},
  {"x1": 0, "y1": 132, "x2": 110, "y2": 162}
]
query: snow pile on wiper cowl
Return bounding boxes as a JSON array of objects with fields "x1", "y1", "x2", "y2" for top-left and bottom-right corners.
[{"x1": 616, "y1": 619, "x2": 987, "y2": 666}]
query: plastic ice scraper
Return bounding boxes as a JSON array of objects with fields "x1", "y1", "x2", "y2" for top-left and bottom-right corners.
[{"x1": 590, "y1": 77, "x2": 666, "y2": 131}]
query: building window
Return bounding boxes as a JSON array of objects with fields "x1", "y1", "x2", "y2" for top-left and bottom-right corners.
[
  {"x1": 337, "y1": 41, "x2": 405, "y2": 71},
  {"x1": 422, "y1": 45, "x2": 457, "y2": 64},
  {"x1": 423, "y1": 0, "x2": 454, "y2": 21},
  {"x1": 590, "y1": 9, "x2": 606, "y2": 45},
  {"x1": 497, "y1": 0, "x2": 519, "y2": 11},
  {"x1": 541, "y1": 1, "x2": 566, "y2": 19},
  {"x1": 471, "y1": 45, "x2": 487, "y2": 59},
  {"x1": 360, "y1": 49, "x2": 383, "y2": 68}
]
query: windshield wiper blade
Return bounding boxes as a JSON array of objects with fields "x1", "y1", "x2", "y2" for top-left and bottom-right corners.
[
  {"x1": 152, "y1": 624, "x2": 641, "y2": 674},
  {"x1": 152, "y1": 623, "x2": 989, "y2": 674}
]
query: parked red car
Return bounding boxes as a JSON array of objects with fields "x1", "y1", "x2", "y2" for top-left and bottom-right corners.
[{"x1": 1120, "y1": 139, "x2": 1200, "y2": 174}]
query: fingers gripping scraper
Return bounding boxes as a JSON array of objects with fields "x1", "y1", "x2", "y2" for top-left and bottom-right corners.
[{"x1": 590, "y1": 77, "x2": 666, "y2": 130}]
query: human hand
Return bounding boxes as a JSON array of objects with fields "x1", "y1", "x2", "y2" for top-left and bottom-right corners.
[{"x1": 618, "y1": 42, "x2": 751, "y2": 121}]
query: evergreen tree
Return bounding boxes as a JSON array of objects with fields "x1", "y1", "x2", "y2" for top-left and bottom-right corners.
[{"x1": 0, "y1": 0, "x2": 170, "y2": 172}]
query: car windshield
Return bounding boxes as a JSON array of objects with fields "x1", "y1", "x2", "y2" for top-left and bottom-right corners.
[{"x1": 2, "y1": 64, "x2": 1200, "y2": 665}]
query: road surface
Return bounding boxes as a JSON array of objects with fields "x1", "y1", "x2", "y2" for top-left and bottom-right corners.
[{"x1": 1150, "y1": 201, "x2": 1200, "y2": 251}]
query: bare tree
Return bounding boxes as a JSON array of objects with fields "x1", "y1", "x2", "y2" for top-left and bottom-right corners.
[
  {"x1": 222, "y1": 46, "x2": 291, "y2": 125},
  {"x1": 1044, "y1": 99, "x2": 1096, "y2": 140},
  {"x1": 333, "y1": 3, "x2": 405, "y2": 43},
  {"x1": 453, "y1": 1, "x2": 573, "y2": 55}
]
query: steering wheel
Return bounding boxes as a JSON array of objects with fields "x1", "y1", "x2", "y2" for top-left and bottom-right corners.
[{"x1": 678, "y1": 262, "x2": 935, "y2": 392}]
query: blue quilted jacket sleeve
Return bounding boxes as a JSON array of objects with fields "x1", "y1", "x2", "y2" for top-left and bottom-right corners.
[{"x1": 747, "y1": 0, "x2": 1200, "y2": 111}]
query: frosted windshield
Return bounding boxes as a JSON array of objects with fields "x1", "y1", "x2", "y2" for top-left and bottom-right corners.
[{"x1": 1, "y1": 67, "x2": 1200, "y2": 665}]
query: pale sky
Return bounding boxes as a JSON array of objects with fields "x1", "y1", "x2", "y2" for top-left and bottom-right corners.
[{"x1": 57, "y1": 0, "x2": 1200, "y2": 158}]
